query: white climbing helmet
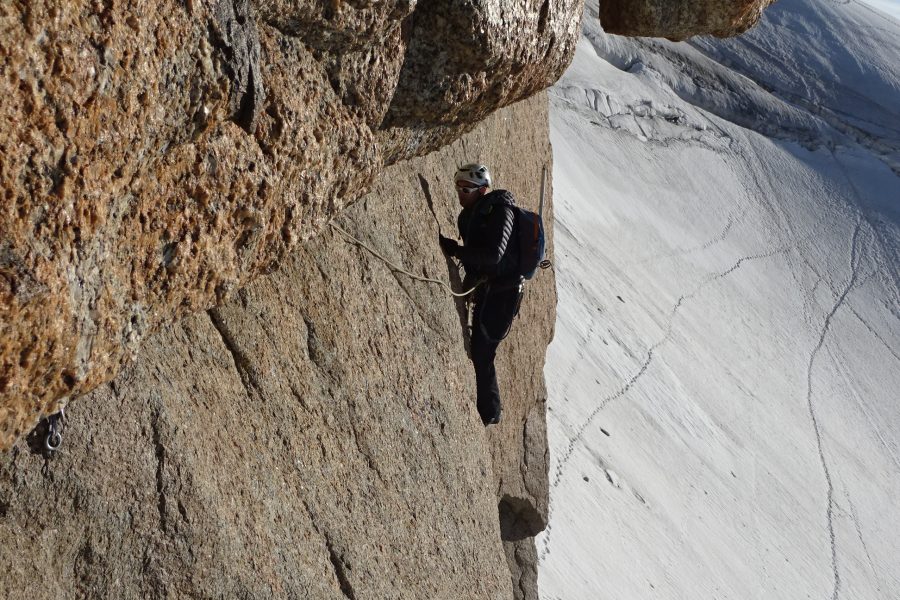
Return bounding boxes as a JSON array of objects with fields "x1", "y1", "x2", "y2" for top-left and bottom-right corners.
[{"x1": 455, "y1": 163, "x2": 492, "y2": 188}]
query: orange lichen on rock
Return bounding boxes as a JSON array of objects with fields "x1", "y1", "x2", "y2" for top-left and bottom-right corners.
[{"x1": 0, "y1": 0, "x2": 583, "y2": 449}]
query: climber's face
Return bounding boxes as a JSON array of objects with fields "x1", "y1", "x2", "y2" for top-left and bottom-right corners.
[{"x1": 455, "y1": 180, "x2": 487, "y2": 208}]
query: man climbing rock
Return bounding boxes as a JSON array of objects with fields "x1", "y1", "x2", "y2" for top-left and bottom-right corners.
[{"x1": 439, "y1": 163, "x2": 523, "y2": 426}]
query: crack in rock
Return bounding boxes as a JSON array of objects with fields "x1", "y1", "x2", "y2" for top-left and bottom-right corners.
[
  {"x1": 210, "y1": 0, "x2": 265, "y2": 133},
  {"x1": 207, "y1": 308, "x2": 261, "y2": 397},
  {"x1": 150, "y1": 406, "x2": 167, "y2": 533},
  {"x1": 325, "y1": 536, "x2": 357, "y2": 600}
]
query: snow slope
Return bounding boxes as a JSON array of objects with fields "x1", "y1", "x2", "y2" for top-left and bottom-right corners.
[
  {"x1": 538, "y1": 0, "x2": 900, "y2": 598},
  {"x1": 859, "y1": 0, "x2": 900, "y2": 21}
]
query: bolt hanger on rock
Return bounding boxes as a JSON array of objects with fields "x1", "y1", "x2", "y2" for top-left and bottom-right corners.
[{"x1": 44, "y1": 408, "x2": 65, "y2": 452}]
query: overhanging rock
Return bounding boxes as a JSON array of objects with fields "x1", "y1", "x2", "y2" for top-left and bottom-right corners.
[
  {"x1": 598, "y1": 0, "x2": 777, "y2": 40},
  {"x1": 0, "y1": 0, "x2": 583, "y2": 448}
]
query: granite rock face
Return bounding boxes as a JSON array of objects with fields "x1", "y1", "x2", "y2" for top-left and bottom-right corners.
[
  {"x1": 0, "y1": 0, "x2": 582, "y2": 449},
  {"x1": 1, "y1": 1, "x2": 780, "y2": 596},
  {"x1": 599, "y1": 0, "x2": 776, "y2": 40},
  {"x1": 380, "y1": 0, "x2": 583, "y2": 163},
  {"x1": 0, "y1": 94, "x2": 555, "y2": 600}
]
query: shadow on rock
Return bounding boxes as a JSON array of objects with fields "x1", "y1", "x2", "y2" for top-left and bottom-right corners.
[{"x1": 499, "y1": 495, "x2": 545, "y2": 542}]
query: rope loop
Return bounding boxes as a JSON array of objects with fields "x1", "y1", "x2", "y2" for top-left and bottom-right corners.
[{"x1": 329, "y1": 222, "x2": 483, "y2": 297}]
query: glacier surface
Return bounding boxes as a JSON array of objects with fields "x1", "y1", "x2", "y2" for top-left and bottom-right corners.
[{"x1": 539, "y1": 0, "x2": 900, "y2": 598}]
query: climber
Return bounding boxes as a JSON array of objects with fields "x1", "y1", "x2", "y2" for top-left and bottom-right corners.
[{"x1": 439, "y1": 163, "x2": 523, "y2": 426}]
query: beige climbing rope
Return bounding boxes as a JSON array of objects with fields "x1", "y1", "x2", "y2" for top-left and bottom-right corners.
[{"x1": 329, "y1": 222, "x2": 484, "y2": 298}]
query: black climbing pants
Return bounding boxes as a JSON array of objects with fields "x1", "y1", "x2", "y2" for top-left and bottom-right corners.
[{"x1": 470, "y1": 282, "x2": 523, "y2": 424}]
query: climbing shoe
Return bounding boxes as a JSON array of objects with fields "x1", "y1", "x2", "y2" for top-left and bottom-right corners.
[{"x1": 482, "y1": 408, "x2": 501, "y2": 426}]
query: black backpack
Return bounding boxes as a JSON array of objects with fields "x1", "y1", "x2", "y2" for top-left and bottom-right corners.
[{"x1": 515, "y1": 207, "x2": 545, "y2": 280}]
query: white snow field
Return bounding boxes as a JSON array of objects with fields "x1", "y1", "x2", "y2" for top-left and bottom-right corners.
[
  {"x1": 537, "y1": 0, "x2": 900, "y2": 599},
  {"x1": 860, "y1": 0, "x2": 900, "y2": 21}
]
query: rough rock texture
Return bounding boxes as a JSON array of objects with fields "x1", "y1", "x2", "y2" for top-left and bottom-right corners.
[
  {"x1": 0, "y1": 0, "x2": 581, "y2": 449},
  {"x1": 1, "y1": 94, "x2": 555, "y2": 600},
  {"x1": 599, "y1": 0, "x2": 776, "y2": 40},
  {"x1": 380, "y1": 0, "x2": 583, "y2": 164}
]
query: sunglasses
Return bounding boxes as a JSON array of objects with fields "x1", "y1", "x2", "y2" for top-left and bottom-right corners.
[{"x1": 456, "y1": 183, "x2": 482, "y2": 194}]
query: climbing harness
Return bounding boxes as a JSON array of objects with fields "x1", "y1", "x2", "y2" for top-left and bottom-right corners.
[
  {"x1": 45, "y1": 408, "x2": 64, "y2": 452},
  {"x1": 475, "y1": 280, "x2": 525, "y2": 343},
  {"x1": 329, "y1": 222, "x2": 485, "y2": 297}
]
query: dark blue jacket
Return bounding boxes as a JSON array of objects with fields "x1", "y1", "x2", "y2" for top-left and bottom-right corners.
[{"x1": 456, "y1": 190, "x2": 520, "y2": 282}]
